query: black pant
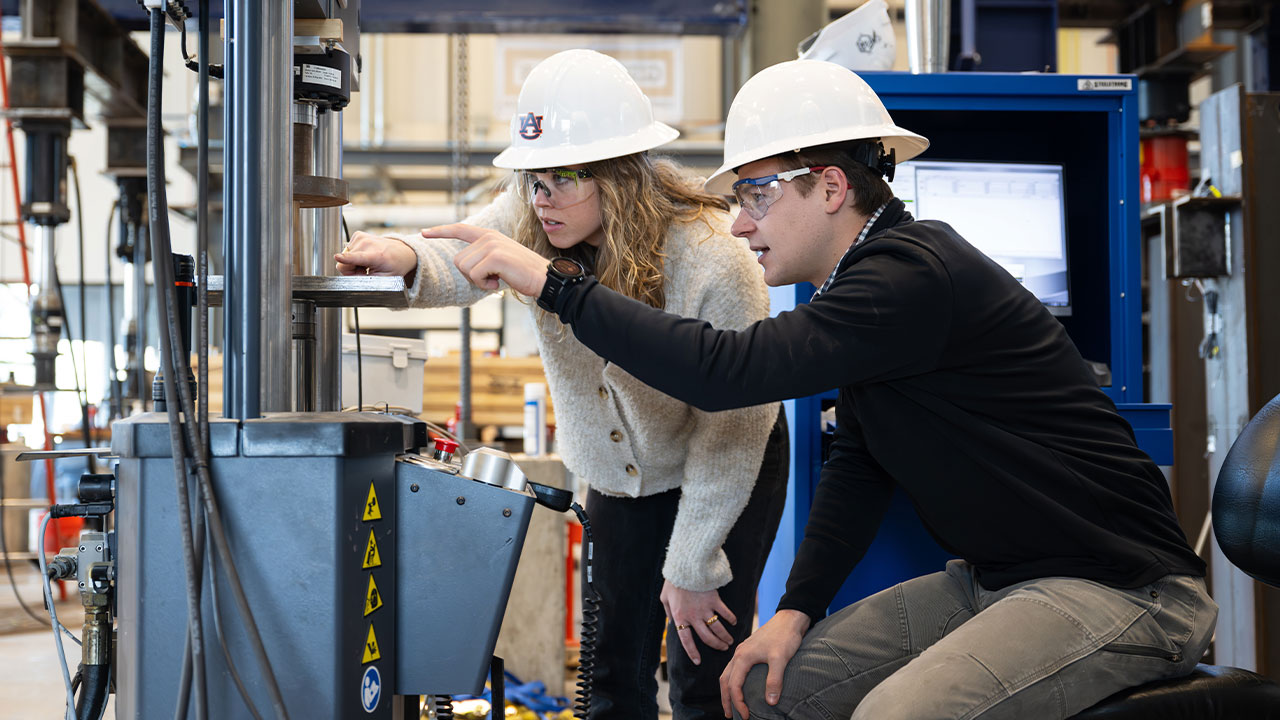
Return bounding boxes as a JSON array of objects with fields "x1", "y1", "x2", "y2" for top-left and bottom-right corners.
[{"x1": 582, "y1": 409, "x2": 789, "y2": 720}]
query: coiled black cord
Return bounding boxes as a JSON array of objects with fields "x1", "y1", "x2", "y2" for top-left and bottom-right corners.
[
  {"x1": 570, "y1": 502, "x2": 597, "y2": 719},
  {"x1": 432, "y1": 695, "x2": 453, "y2": 720}
]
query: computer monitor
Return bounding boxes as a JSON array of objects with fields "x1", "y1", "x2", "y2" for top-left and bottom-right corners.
[{"x1": 887, "y1": 160, "x2": 1071, "y2": 315}]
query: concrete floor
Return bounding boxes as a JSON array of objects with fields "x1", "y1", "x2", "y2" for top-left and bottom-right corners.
[
  {"x1": 0, "y1": 561, "x2": 673, "y2": 719},
  {"x1": 0, "y1": 563, "x2": 116, "y2": 718}
]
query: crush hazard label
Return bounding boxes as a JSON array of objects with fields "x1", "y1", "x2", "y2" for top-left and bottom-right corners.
[
  {"x1": 363, "y1": 530, "x2": 382, "y2": 569},
  {"x1": 362, "y1": 623, "x2": 381, "y2": 664},
  {"x1": 364, "y1": 575, "x2": 384, "y2": 617},
  {"x1": 362, "y1": 483, "x2": 382, "y2": 522}
]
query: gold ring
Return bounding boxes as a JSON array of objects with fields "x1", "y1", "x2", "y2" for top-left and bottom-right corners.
[
  {"x1": 705, "y1": 615, "x2": 720, "y2": 626},
  {"x1": 675, "y1": 624, "x2": 689, "y2": 631}
]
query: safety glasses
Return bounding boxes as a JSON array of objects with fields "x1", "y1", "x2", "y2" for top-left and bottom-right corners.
[
  {"x1": 732, "y1": 166, "x2": 830, "y2": 220},
  {"x1": 516, "y1": 167, "x2": 596, "y2": 208}
]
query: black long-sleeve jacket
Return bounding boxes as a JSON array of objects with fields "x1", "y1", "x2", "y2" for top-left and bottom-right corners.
[{"x1": 551, "y1": 199, "x2": 1204, "y2": 621}]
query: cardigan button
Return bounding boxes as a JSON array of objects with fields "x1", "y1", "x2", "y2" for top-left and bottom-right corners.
[
  {"x1": 610, "y1": 430, "x2": 623, "y2": 442},
  {"x1": 598, "y1": 386, "x2": 608, "y2": 399},
  {"x1": 625, "y1": 464, "x2": 638, "y2": 476}
]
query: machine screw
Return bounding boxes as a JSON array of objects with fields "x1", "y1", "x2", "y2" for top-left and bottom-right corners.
[
  {"x1": 456, "y1": 496, "x2": 466, "y2": 505},
  {"x1": 410, "y1": 484, "x2": 420, "y2": 493},
  {"x1": 502, "y1": 508, "x2": 512, "y2": 517}
]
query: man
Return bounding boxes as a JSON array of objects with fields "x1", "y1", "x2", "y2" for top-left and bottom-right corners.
[{"x1": 434, "y1": 59, "x2": 1214, "y2": 720}]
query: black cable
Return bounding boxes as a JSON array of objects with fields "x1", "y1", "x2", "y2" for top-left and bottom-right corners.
[
  {"x1": 204, "y1": 512, "x2": 266, "y2": 720},
  {"x1": 354, "y1": 307, "x2": 363, "y2": 411},
  {"x1": 0, "y1": 464, "x2": 49, "y2": 626},
  {"x1": 148, "y1": 13, "x2": 208, "y2": 720},
  {"x1": 50, "y1": 263, "x2": 95, "y2": 477},
  {"x1": 177, "y1": 16, "x2": 224, "y2": 79},
  {"x1": 103, "y1": 201, "x2": 122, "y2": 421},
  {"x1": 341, "y1": 215, "x2": 363, "y2": 411},
  {"x1": 196, "y1": 0, "x2": 209, "y2": 450},
  {"x1": 69, "y1": 157, "x2": 96, "y2": 471}
]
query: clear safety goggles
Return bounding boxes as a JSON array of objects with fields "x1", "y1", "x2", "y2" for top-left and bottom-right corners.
[
  {"x1": 515, "y1": 167, "x2": 596, "y2": 208},
  {"x1": 732, "y1": 166, "x2": 830, "y2": 220}
]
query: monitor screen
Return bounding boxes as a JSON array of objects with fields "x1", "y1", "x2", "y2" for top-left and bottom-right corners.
[{"x1": 887, "y1": 160, "x2": 1071, "y2": 315}]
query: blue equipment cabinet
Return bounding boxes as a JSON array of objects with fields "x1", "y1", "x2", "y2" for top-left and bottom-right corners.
[{"x1": 758, "y1": 72, "x2": 1173, "y2": 623}]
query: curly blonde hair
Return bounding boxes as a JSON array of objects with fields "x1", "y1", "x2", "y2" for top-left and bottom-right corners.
[{"x1": 513, "y1": 154, "x2": 730, "y2": 310}]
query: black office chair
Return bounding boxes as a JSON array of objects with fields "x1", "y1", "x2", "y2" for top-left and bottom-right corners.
[{"x1": 1073, "y1": 394, "x2": 1280, "y2": 718}]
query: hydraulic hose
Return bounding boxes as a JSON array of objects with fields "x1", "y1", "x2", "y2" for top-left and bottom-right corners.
[
  {"x1": 151, "y1": 7, "x2": 290, "y2": 718},
  {"x1": 74, "y1": 663, "x2": 109, "y2": 720},
  {"x1": 570, "y1": 502, "x2": 598, "y2": 719},
  {"x1": 148, "y1": 10, "x2": 207, "y2": 720}
]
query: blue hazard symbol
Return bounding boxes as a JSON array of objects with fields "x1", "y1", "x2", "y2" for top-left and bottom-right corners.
[{"x1": 361, "y1": 665, "x2": 381, "y2": 713}]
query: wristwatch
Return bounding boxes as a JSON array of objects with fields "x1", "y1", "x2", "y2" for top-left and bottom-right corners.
[{"x1": 537, "y1": 257, "x2": 587, "y2": 312}]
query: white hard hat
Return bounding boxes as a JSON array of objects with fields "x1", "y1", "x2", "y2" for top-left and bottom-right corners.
[
  {"x1": 705, "y1": 59, "x2": 929, "y2": 195},
  {"x1": 798, "y1": 0, "x2": 896, "y2": 71},
  {"x1": 492, "y1": 49, "x2": 679, "y2": 170}
]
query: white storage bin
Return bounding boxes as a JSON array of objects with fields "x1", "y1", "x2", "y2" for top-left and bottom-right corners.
[{"x1": 341, "y1": 333, "x2": 428, "y2": 414}]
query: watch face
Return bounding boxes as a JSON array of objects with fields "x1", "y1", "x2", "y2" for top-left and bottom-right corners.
[{"x1": 550, "y1": 257, "x2": 584, "y2": 278}]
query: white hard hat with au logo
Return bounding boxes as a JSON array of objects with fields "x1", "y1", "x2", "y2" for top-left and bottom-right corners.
[
  {"x1": 704, "y1": 59, "x2": 929, "y2": 195},
  {"x1": 492, "y1": 49, "x2": 679, "y2": 170}
]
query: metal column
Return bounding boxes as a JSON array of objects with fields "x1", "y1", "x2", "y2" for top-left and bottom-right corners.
[
  {"x1": 224, "y1": 0, "x2": 293, "y2": 419},
  {"x1": 313, "y1": 111, "x2": 343, "y2": 411}
]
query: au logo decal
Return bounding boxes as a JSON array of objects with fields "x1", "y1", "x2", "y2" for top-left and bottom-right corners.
[{"x1": 517, "y1": 112, "x2": 544, "y2": 140}]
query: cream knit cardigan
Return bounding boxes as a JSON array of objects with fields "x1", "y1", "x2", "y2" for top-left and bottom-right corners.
[{"x1": 396, "y1": 190, "x2": 778, "y2": 591}]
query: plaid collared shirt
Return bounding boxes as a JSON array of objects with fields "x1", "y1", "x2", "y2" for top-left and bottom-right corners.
[{"x1": 811, "y1": 201, "x2": 889, "y2": 300}]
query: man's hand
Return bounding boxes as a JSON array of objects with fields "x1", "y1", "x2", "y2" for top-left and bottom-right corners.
[
  {"x1": 661, "y1": 580, "x2": 737, "y2": 666},
  {"x1": 334, "y1": 231, "x2": 418, "y2": 283},
  {"x1": 422, "y1": 224, "x2": 549, "y2": 296},
  {"x1": 720, "y1": 609, "x2": 810, "y2": 719}
]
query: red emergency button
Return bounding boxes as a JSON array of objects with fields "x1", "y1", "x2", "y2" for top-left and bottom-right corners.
[{"x1": 433, "y1": 437, "x2": 460, "y2": 463}]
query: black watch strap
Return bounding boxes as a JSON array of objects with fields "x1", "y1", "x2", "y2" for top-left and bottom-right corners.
[{"x1": 537, "y1": 256, "x2": 587, "y2": 312}]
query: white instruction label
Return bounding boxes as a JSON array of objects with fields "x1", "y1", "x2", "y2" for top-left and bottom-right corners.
[
  {"x1": 300, "y1": 63, "x2": 342, "y2": 90},
  {"x1": 1077, "y1": 78, "x2": 1132, "y2": 92}
]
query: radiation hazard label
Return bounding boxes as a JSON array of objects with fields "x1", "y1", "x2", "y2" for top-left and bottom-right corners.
[
  {"x1": 364, "y1": 574, "x2": 384, "y2": 617},
  {"x1": 362, "y1": 623, "x2": 381, "y2": 664},
  {"x1": 362, "y1": 483, "x2": 382, "y2": 522},
  {"x1": 363, "y1": 530, "x2": 382, "y2": 569}
]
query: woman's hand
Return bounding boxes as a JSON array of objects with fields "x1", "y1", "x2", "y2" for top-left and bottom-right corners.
[
  {"x1": 334, "y1": 231, "x2": 419, "y2": 283},
  {"x1": 423, "y1": 223, "x2": 550, "y2": 296},
  {"x1": 661, "y1": 579, "x2": 737, "y2": 666}
]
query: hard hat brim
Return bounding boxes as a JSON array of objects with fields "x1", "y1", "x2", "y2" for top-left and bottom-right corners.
[
  {"x1": 703, "y1": 124, "x2": 929, "y2": 195},
  {"x1": 493, "y1": 122, "x2": 680, "y2": 170}
]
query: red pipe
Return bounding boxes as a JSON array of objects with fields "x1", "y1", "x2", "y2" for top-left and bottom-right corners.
[{"x1": 0, "y1": 13, "x2": 68, "y2": 576}]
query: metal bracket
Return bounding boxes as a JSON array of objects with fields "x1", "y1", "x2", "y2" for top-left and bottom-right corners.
[{"x1": 15, "y1": 447, "x2": 115, "y2": 463}]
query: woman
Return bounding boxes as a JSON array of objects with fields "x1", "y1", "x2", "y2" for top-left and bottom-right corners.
[{"x1": 336, "y1": 49, "x2": 788, "y2": 720}]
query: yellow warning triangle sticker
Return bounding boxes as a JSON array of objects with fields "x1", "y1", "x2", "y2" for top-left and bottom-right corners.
[
  {"x1": 362, "y1": 623, "x2": 381, "y2": 664},
  {"x1": 364, "y1": 574, "x2": 384, "y2": 617},
  {"x1": 363, "y1": 530, "x2": 382, "y2": 569},
  {"x1": 362, "y1": 482, "x2": 382, "y2": 522}
]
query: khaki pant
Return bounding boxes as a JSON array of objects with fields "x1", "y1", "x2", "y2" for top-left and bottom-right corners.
[{"x1": 740, "y1": 560, "x2": 1217, "y2": 720}]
